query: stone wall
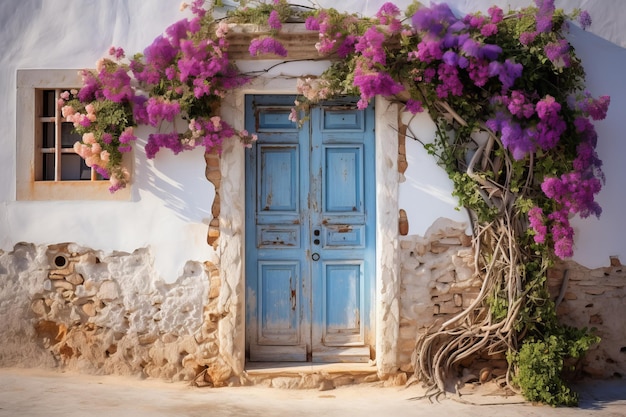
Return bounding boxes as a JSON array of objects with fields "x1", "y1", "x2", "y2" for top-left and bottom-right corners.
[
  {"x1": 397, "y1": 218, "x2": 480, "y2": 372},
  {"x1": 549, "y1": 258, "x2": 626, "y2": 379},
  {"x1": 0, "y1": 242, "x2": 236, "y2": 385},
  {"x1": 397, "y1": 221, "x2": 626, "y2": 379},
  {"x1": 1, "y1": 234, "x2": 624, "y2": 385}
]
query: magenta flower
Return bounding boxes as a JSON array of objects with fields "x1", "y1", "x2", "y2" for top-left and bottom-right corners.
[
  {"x1": 412, "y1": 3, "x2": 457, "y2": 35},
  {"x1": 573, "y1": 141, "x2": 601, "y2": 173},
  {"x1": 190, "y1": 0, "x2": 206, "y2": 17},
  {"x1": 108, "y1": 46, "x2": 125, "y2": 59},
  {"x1": 488, "y1": 6, "x2": 504, "y2": 24},
  {"x1": 146, "y1": 98, "x2": 181, "y2": 126},
  {"x1": 519, "y1": 31, "x2": 537, "y2": 45},
  {"x1": 305, "y1": 15, "x2": 321, "y2": 31},
  {"x1": 353, "y1": 70, "x2": 404, "y2": 107},
  {"x1": 166, "y1": 19, "x2": 192, "y2": 47},
  {"x1": 376, "y1": 2, "x2": 400, "y2": 23},
  {"x1": 416, "y1": 35, "x2": 444, "y2": 63},
  {"x1": 480, "y1": 44, "x2": 502, "y2": 60},
  {"x1": 405, "y1": 99, "x2": 423, "y2": 114},
  {"x1": 146, "y1": 132, "x2": 183, "y2": 158},
  {"x1": 571, "y1": 92, "x2": 610, "y2": 120},
  {"x1": 461, "y1": 38, "x2": 480, "y2": 58},
  {"x1": 544, "y1": 39, "x2": 571, "y2": 68},
  {"x1": 488, "y1": 59, "x2": 523, "y2": 90},
  {"x1": 249, "y1": 37, "x2": 288, "y2": 57},
  {"x1": 100, "y1": 67, "x2": 133, "y2": 103},
  {"x1": 481, "y1": 23, "x2": 498, "y2": 37},
  {"x1": 77, "y1": 70, "x2": 100, "y2": 102},
  {"x1": 337, "y1": 35, "x2": 357, "y2": 58},
  {"x1": 119, "y1": 127, "x2": 136, "y2": 145},
  {"x1": 505, "y1": 91, "x2": 535, "y2": 119},
  {"x1": 435, "y1": 63, "x2": 463, "y2": 98},
  {"x1": 376, "y1": 2, "x2": 401, "y2": 31},
  {"x1": 535, "y1": 0, "x2": 555, "y2": 33},
  {"x1": 355, "y1": 27, "x2": 387, "y2": 66},
  {"x1": 268, "y1": 10, "x2": 282, "y2": 30},
  {"x1": 528, "y1": 207, "x2": 547, "y2": 244},
  {"x1": 578, "y1": 10, "x2": 592, "y2": 30},
  {"x1": 94, "y1": 166, "x2": 109, "y2": 179},
  {"x1": 466, "y1": 15, "x2": 485, "y2": 29}
]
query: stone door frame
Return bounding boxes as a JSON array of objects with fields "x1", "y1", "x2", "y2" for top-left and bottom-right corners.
[{"x1": 217, "y1": 81, "x2": 401, "y2": 379}]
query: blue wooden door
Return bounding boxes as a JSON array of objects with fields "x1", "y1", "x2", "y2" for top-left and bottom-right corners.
[{"x1": 245, "y1": 95, "x2": 375, "y2": 362}]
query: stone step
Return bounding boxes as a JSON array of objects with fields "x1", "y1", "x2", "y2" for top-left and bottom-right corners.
[{"x1": 244, "y1": 362, "x2": 380, "y2": 389}]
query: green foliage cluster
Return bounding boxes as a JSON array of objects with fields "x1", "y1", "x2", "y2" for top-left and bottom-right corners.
[
  {"x1": 506, "y1": 255, "x2": 599, "y2": 406},
  {"x1": 509, "y1": 328, "x2": 600, "y2": 406},
  {"x1": 226, "y1": 0, "x2": 310, "y2": 26}
]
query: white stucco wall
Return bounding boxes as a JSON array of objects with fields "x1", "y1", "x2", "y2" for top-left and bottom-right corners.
[{"x1": 0, "y1": 0, "x2": 624, "y2": 281}]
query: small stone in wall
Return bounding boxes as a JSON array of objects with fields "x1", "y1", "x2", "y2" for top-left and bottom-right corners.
[
  {"x1": 459, "y1": 233, "x2": 472, "y2": 247},
  {"x1": 589, "y1": 314, "x2": 603, "y2": 325},
  {"x1": 31, "y1": 299, "x2": 48, "y2": 317},
  {"x1": 81, "y1": 302, "x2": 97, "y2": 317},
  {"x1": 454, "y1": 293, "x2": 463, "y2": 307},
  {"x1": 430, "y1": 242, "x2": 450, "y2": 254},
  {"x1": 52, "y1": 280, "x2": 73, "y2": 292},
  {"x1": 65, "y1": 273, "x2": 84, "y2": 286},
  {"x1": 97, "y1": 281, "x2": 119, "y2": 302}
]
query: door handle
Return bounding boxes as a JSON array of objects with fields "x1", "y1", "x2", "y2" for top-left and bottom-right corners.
[{"x1": 311, "y1": 253, "x2": 320, "y2": 261}]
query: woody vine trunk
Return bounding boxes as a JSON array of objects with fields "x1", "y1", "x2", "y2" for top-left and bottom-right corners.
[{"x1": 409, "y1": 98, "x2": 597, "y2": 405}]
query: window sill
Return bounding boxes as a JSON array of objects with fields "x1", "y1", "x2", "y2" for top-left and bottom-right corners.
[{"x1": 17, "y1": 180, "x2": 131, "y2": 201}]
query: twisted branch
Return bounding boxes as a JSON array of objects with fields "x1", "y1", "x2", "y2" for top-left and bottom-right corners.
[{"x1": 410, "y1": 104, "x2": 535, "y2": 398}]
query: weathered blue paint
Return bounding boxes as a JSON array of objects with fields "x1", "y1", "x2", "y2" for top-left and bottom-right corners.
[{"x1": 245, "y1": 95, "x2": 375, "y2": 362}]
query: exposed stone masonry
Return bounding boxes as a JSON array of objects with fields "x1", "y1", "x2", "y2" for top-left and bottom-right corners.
[
  {"x1": 397, "y1": 218, "x2": 479, "y2": 373},
  {"x1": 0, "y1": 242, "x2": 235, "y2": 384},
  {"x1": 1, "y1": 233, "x2": 624, "y2": 386},
  {"x1": 548, "y1": 258, "x2": 626, "y2": 379},
  {"x1": 205, "y1": 151, "x2": 221, "y2": 248}
]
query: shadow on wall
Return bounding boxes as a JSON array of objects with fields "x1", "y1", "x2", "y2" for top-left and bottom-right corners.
[{"x1": 133, "y1": 142, "x2": 215, "y2": 224}]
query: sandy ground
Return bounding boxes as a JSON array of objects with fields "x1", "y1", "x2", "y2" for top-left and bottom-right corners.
[{"x1": 0, "y1": 368, "x2": 624, "y2": 417}]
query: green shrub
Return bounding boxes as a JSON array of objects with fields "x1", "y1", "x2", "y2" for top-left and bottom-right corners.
[{"x1": 509, "y1": 328, "x2": 600, "y2": 406}]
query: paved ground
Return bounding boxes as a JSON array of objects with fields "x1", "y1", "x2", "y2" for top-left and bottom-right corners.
[{"x1": 0, "y1": 368, "x2": 624, "y2": 417}]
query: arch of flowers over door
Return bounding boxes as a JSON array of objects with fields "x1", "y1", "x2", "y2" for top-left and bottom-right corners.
[{"x1": 57, "y1": 0, "x2": 609, "y2": 406}]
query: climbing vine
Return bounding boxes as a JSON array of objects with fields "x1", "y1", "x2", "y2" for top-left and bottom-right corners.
[{"x1": 60, "y1": 0, "x2": 608, "y2": 405}]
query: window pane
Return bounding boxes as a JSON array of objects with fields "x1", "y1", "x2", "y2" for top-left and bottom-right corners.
[
  {"x1": 61, "y1": 123, "x2": 81, "y2": 148},
  {"x1": 42, "y1": 90, "x2": 56, "y2": 117},
  {"x1": 42, "y1": 122, "x2": 55, "y2": 148},
  {"x1": 61, "y1": 154, "x2": 91, "y2": 180},
  {"x1": 43, "y1": 154, "x2": 55, "y2": 181}
]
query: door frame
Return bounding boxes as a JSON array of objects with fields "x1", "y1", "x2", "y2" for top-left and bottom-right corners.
[
  {"x1": 243, "y1": 95, "x2": 376, "y2": 363},
  {"x1": 218, "y1": 83, "x2": 400, "y2": 378}
]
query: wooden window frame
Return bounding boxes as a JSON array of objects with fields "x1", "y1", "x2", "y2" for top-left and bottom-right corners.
[{"x1": 16, "y1": 69, "x2": 131, "y2": 201}]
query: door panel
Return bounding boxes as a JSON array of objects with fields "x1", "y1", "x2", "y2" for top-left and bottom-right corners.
[
  {"x1": 321, "y1": 261, "x2": 364, "y2": 346},
  {"x1": 257, "y1": 261, "x2": 301, "y2": 345},
  {"x1": 246, "y1": 95, "x2": 374, "y2": 363},
  {"x1": 246, "y1": 97, "x2": 309, "y2": 362},
  {"x1": 324, "y1": 146, "x2": 363, "y2": 213},
  {"x1": 310, "y1": 104, "x2": 374, "y2": 362},
  {"x1": 258, "y1": 145, "x2": 298, "y2": 212}
]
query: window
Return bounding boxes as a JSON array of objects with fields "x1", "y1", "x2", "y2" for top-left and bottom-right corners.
[
  {"x1": 16, "y1": 70, "x2": 130, "y2": 200},
  {"x1": 38, "y1": 89, "x2": 99, "y2": 182}
]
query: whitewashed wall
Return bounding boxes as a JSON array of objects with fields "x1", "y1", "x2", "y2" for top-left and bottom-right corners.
[{"x1": 0, "y1": 0, "x2": 624, "y2": 283}]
